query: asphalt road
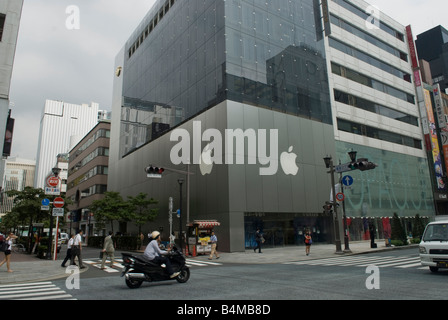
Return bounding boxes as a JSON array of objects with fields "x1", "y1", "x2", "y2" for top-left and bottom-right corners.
[{"x1": 50, "y1": 248, "x2": 447, "y2": 301}]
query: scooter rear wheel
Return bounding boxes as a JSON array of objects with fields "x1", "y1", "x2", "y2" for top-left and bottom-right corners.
[
  {"x1": 176, "y1": 267, "x2": 190, "y2": 283},
  {"x1": 125, "y1": 278, "x2": 143, "y2": 289}
]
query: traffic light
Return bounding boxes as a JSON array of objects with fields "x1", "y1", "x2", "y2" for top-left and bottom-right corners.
[
  {"x1": 349, "y1": 158, "x2": 377, "y2": 172},
  {"x1": 145, "y1": 166, "x2": 165, "y2": 178},
  {"x1": 323, "y1": 203, "x2": 333, "y2": 215}
]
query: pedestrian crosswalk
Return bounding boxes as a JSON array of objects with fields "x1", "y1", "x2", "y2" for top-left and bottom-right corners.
[
  {"x1": 0, "y1": 282, "x2": 76, "y2": 300},
  {"x1": 83, "y1": 257, "x2": 223, "y2": 272},
  {"x1": 284, "y1": 255, "x2": 426, "y2": 270}
]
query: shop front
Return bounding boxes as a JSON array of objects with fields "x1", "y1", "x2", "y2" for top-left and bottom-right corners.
[{"x1": 244, "y1": 212, "x2": 333, "y2": 248}]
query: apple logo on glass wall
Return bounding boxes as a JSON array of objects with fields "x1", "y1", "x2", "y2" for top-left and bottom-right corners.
[
  {"x1": 280, "y1": 146, "x2": 299, "y2": 175},
  {"x1": 199, "y1": 143, "x2": 213, "y2": 175}
]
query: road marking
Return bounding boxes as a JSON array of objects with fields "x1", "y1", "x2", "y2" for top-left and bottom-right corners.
[
  {"x1": 285, "y1": 255, "x2": 424, "y2": 270},
  {"x1": 0, "y1": 281, "x2": 76, "y2": 300}
]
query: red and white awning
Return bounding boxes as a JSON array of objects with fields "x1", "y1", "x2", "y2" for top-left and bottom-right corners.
[{"x1": 190, "y1": 220, "x2": 220, "y2": 228}]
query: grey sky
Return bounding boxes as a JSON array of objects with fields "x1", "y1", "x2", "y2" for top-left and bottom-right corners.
[{"x1": 8, "y1": 0, "x2": 447, "y2": 160}]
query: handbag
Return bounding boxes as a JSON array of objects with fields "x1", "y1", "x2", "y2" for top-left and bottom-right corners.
[{"x1": 0, "y1": 242, "x2": 8, "y2": 252}]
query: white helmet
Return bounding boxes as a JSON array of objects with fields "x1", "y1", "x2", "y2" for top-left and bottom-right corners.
[{"x1": 151, "y1": 231, "x2": 160, "y2": 240}]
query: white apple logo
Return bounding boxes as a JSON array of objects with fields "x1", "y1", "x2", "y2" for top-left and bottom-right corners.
[
  {"x1": 280, "y1": 146, "x2": 299, "y2": 175},
  {"x1": 199, "y1": 143, "x2": 213, "y2": 175}
]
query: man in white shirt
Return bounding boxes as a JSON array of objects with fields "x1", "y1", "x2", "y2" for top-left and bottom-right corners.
[
  {"x1": 70, "y1": 230, "x2": 85, "y2": 269},
  {"x1": 61, "y1": 234, "x2": 74, "y2": 267}
]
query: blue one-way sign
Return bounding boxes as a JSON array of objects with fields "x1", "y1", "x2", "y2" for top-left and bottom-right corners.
[{"x1": 342, "y1": 175, "x2": 354, "y2": 187}]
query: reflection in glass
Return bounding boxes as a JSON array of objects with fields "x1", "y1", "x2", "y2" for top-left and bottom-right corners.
[{"x1": 120, "y1": 0, "x2": 332, "y2": 158}]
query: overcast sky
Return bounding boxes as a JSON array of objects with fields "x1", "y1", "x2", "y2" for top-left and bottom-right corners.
[{"x1": 8, "y1": 0, "x2": 448, "y2": 160}]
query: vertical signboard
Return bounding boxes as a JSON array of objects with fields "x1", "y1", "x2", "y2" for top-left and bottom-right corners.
[{"x1": 424, "y1": 88, "x2": 445, "y2": 189}]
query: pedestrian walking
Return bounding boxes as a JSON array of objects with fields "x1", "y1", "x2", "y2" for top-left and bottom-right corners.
[
  {"x1": 304, "y1": 231, "x2": 312, "y2": 256},
  {"x1": 139, "y1": 232, "x2": 144, "y2": 250},
  {"x1": 254, "y1": 228, "x2": 263, "y2": 253},
  {"x1": 71, "y1": 230, "x2": 85, "y2": 269},
  {"x1": 0, "y1": 232, "x2": 17, "y2": 272},
  {"x1": 100, "y1": 231, "x2": 115, "y2": 269},
  {"x1": 208, "y1": 231, "x2": 220, "y2": 260},
  {"x1": 61, "y1": 234, "x2": 74, "y2": 267}
]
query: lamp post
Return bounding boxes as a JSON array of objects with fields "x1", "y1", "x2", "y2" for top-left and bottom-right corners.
[
  {"x1": 323, "y1": 156, "x2": 343, "y2": 254},
  {"x1": 178, "y1": 178, "x2": 184, "y2": 253},
  {"x1": 341, "y1": 149, "x2": 357, "y2": 253}
]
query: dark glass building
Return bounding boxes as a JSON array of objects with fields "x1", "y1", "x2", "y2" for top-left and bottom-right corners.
[
  {"x1": 109, "y1": 0, "x2": 435, "y2": 251},
  {"x1": 416, "y1": 25, "x2": 448, "y2": 92}
]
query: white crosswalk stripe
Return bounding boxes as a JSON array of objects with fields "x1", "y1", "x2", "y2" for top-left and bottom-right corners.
[
  {"x1": 83, "y1": 257, "x2": 222, "y2": 272},
  {"x1": 186, "y1": 258, "x2": 223, "y2": 267},
  {"x1": 0, "y1": 282, "x2": 76, "y2": 300},
  {"x1": 284, "y1": 255, "x2": 427, "y2": 270}
]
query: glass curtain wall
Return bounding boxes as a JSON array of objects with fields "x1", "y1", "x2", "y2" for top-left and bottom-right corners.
[{"x1": 120, "y1": 0, "x2": 332, "y2": 158}]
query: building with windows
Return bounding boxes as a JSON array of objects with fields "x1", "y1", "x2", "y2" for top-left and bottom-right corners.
[
  {"x1": 108, "y1": 0, "x2": 435, "y2": 252},
  {"x1": 0, "y1": 0, "x2": 23, "y2": 190},
  {"x1": 0, "y1": 157, "x2": 35, "y2": 215},
  {"x1": 416, "y1": 25, "x2": 448, "y2": 93},
  {"x1": 66, "y1": 120, "x2": 110, "y2": 236},
  {"x1": 34, "y1": 99, "x2": 103, "y2": 189},
  {"x1": 325, "y1": 0, "x2": 434, "y2": 240}
]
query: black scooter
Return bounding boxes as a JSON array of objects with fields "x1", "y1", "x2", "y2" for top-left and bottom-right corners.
[{"x1": 121, "y1": 246, "x2": 190, "y2": 289}]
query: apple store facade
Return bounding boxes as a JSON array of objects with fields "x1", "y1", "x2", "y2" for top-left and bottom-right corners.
[{"x1": 108, "y1": 0, "x2": 435, "y2": 252}]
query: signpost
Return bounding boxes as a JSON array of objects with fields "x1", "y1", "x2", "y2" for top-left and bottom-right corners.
[{"x1": 53, "y1": 197, "x2": 64, "y2": 208}]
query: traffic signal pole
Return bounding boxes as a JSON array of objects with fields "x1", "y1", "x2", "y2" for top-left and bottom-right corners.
[{"x1": 324, "y1": 157, "x2": 343, "y2": 254}]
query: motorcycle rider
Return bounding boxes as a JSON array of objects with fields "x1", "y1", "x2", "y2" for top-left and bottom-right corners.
[{"x1": 143, "y1": 231, "x2": 180, "y2": 278}]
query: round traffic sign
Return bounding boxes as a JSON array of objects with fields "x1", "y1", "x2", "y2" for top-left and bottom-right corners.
[
  {"x1": 53, "y1": 197, "x2": 65, "y2": 208},
  {"x1": 46, "y1": 176, "x2": 60, "y2": 187},
  {"x1": 336, "y1": 193, "x2": 345, "y2": 202},
  {"x1": 41, "y1": 198, "x2": 50, "y2": 206}
]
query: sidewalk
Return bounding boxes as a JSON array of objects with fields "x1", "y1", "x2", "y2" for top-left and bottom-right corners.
[
  {"x1": 0, "y1": 251, "x2": 89, "y2": 285},
  {"x1": 0, "y1": 240, "x2": 418, "y2": 284}
]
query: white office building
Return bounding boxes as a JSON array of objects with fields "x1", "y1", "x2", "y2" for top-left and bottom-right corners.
[
  {"x1": 34, "y1": 99, "x2": 101, "y2": 189},
  {"x1": 323, "y1": 0, "x2": 434, "y2": 232},
  {"x1": 0, "y1": 0, "x2": 23, "y2": 190}
]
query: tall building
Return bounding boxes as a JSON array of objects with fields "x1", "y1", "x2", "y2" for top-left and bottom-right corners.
[
  {"x1": 0, "y1": 157, "x2": 35, "y2": 215},
  {"x1": 66, "y1": 120, "x2": 110, "y2": 236},
  {"x1": 0, "y1": 0, "x2": 23, "y2": 188},
  {"x1": 416, "y1": 25, "x2": 448, "y2": 92},
  {"x1": 34, "y1": 99, "x2": 100, "y2": 189},
  {"x1": 326, "y1": 1, "x2": 434, "y2": 234},
  {"x1": 108, "y1": 0, "x2": 435, "y2": 252}
]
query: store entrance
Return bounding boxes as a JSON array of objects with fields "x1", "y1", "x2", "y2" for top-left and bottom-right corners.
[{"x1": 244, "y1": 212, "x2": 333, "y2": 249}]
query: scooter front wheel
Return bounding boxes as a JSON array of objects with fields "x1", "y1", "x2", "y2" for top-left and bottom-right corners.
[{"x1": 176, "y1": 267, "x2": 190, "y2": 283}]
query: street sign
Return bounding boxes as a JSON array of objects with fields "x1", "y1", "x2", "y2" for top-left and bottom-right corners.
[
  {"x1": 41, "y1": 205, "x2": 50, "y2": 211},
  {"x1": 42, "y1": 198, "x2": 50, "y2": 206},
  {"x1": 335, "y1": 163, "x2": 352, "y2": 173},
  {"x1": 342, "y1": 175, "x2": 354, "y2": 187},
  {"x1": 53, "y1": 197, "x2": 65, "y2": 208},
  {"x1": 52, "y1": 208, "x2": 64, "y2": 216},
  {"x1": 336, "y1": 193, "x2": 345, "y2": 202},
  {"x1": 45, "y1": 187, "x2": 60, "y2": 196},
  {"x1": 46, "y1": 176, "x2": 60, "y2": 187}
]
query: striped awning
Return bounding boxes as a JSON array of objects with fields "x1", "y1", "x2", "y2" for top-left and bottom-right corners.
[{"x1": 191, "y1": 220, "x2": 220, "y2": 228}]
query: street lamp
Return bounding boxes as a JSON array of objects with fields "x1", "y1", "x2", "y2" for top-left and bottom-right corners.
[
  {"x1": 323, "y1": 156, "x2": 343, "y2": 254},
  {"x1": 348, "y1": 149, "x2": 357, "y2": 163},
  {"x1": 178, "y1": 178, "x2": 184, "y2": 253}
]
